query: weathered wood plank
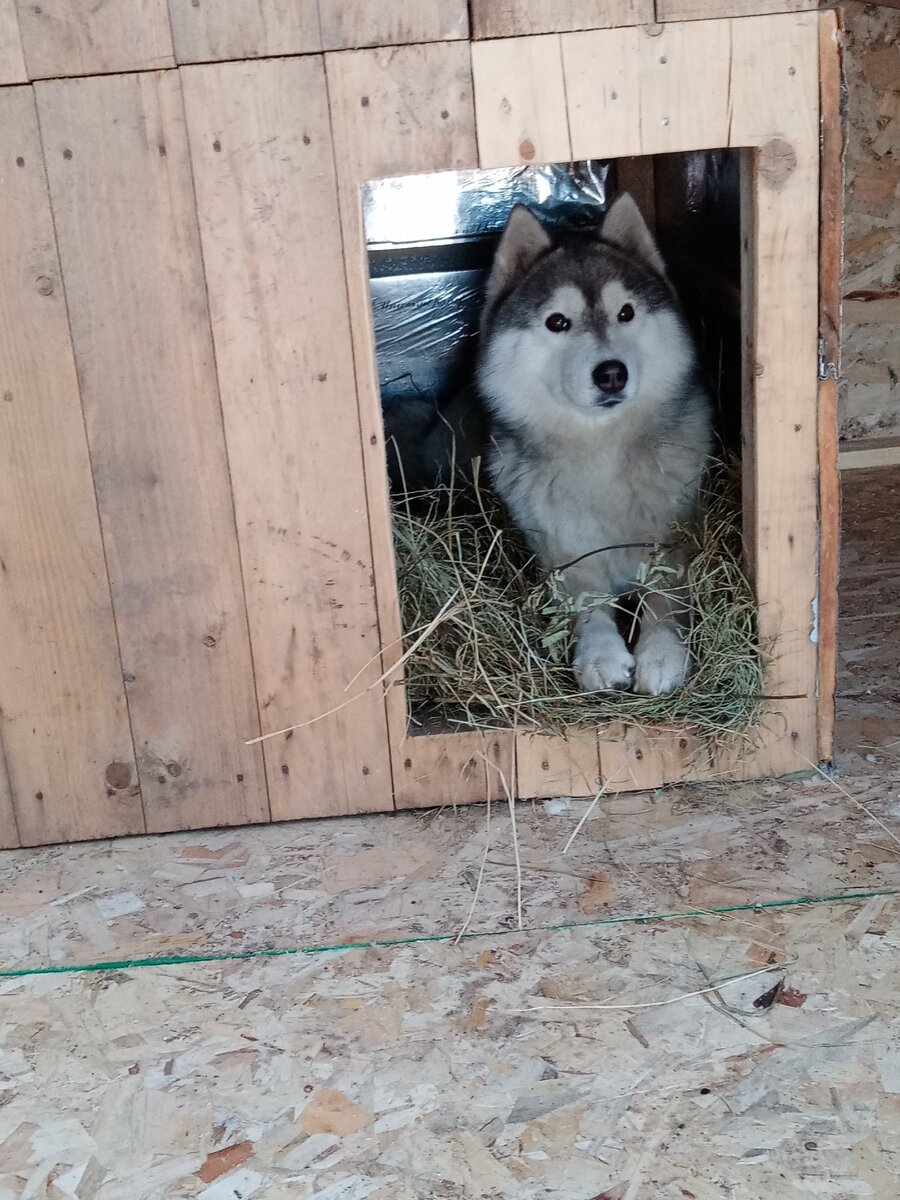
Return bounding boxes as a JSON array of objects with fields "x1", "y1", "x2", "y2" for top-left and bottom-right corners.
[
  {"x1": 565, "y1": 21, "x2": 731, "y2": 159},
  {"x1": 325, "y1": 43, "x2": 508, "y2": 808},
  {"x1": 168, "y1": 0, "x2": 320, "y2": 65},
  {"x1": 732, "y1": 13, "x2": 820, "y2": 714},
  {"x1": 657, "y1": 0, "x2": 818, "y2": 22},
  {"x1": 182, "y1": 56, "x2": 393, "y2": 818},
  {"x1": 393, "y1": 732, "x2": 512, "y2": 809},
  {"x1": 15, "y1": 0, "x2": 173, "y2": 78},
  {"x1": 472, "y1": 34, "x2": 571, "y2": 168},
  {"x1": 37, "y1": 72, "x2": 269, "y2": 833},
  {"x1": 516, "y1": 731, "x2": 601, "y2": 800},
  {"x1": 318, "y1": 0, "x2": 468, "y2": 50},
  {"x1": 471, "y1": 0, "x2": 651, "y2": 38},
  {"x1": 0, "y1": 0, "x2": 25, "y2": 83},
  {"x1": 0, "y1": 86, "x2": 142, "y2": 846}
]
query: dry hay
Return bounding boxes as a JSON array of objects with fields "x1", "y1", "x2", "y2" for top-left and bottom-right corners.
[{"x1": 391, "y1": 460, "x2": 766, "y2": 745}]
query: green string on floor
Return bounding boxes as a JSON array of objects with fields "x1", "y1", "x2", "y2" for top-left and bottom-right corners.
[{"x1": 1, "y1": 888, "x2": 894, "y2": 979}]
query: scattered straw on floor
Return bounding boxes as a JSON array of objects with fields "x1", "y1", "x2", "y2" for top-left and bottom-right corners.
[{"x1": 392, "y1": 460, "x2": 766, "y2": 744}]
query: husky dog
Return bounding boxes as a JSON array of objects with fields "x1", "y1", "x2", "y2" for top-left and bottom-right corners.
[{"x1": 478, "y1": 194, "x2": 713, "y2": 696}]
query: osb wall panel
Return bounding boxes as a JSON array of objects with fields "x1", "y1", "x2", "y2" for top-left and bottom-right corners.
[{"x1": 840, "y1": 1, "x2": 900, "y2": 441}]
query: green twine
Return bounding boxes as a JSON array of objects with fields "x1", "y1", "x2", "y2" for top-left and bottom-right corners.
[{"x1": 1, "y1": 888, "x2": 894, "y2": 980}]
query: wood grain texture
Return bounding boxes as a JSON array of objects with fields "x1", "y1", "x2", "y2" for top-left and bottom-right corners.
[
  {"x1": 563, "y1": 27, "x2": 641, "y2": 160},
  {"x1": 732, "y1": 13, "x2": 820, "y2": 713},
  {"x1": 599, "y1": 724, "x2": 709, "y2": 792},
  {"x1": 393, "y1": 732, "x2": 513, "y2": 809},
  {"x1": 15, "y1": 0, "x2": 173, "y2": 78},
  {"x1": 37, "y1": 72, "x2": 269, "y2": 834},
  {"x1": 325, "y1": 42, "x2": 489, "y2": 809},
  {"x1": 657, "y1": 0, "x2": 818, "y2": 22},
  {"x1": 0, "y1": 0, "x2": 25, "y2": 83},
  {"x1": 472, "y1": 34, "x2": 571, "y2": 168},
  {"x1": 168, "y1": 0, "x2": 320, "y2": 65},
  {"x1": 565, "y1": 21, "x2": 731, "y2": 159},
  {"x1": 318, "y1": 0, "x2": 468, "y2": 50},
  {"x1": 816, "y1": 9, "x2": 844, "y2": 764},
  {"x1": 516, "y1": 731, "x2": 601, "y2": 800},
  {"x1": 182, "y1": 57, "x2": 393, "y2": 819},
  {"x1": 0, "y1": 87, "x2": 141, "y2": 847},
  {"x1": 471, "y1": 0, "x2": 651, "y2": 38}
]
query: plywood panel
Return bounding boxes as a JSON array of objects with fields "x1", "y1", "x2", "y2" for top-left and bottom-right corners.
[
  {"x1": 516, "y1": 731, "x2": 601, "y2": 799},
  {"x1": 318, "y1": 0, "x2": 468, "y2": 50},
  {"x1": 0, "y1": 87, "x2": 141, "y2": 847},
  {"x1": 472, "y1": 34, "x2": 571, "y2": 168},
  {"x1": 0, "y1": 0, "x2": 25, "y2": 83},
  {"x1": 169, "y1": 0, "x2": 320, "y2": 65},
  {"x1": 326, "y1": 43, "x2": 493, "y2": 808},
  {"x1": 471, "y1": 0, "x2": 651, "y2": 38},
  {"x1": 565, "y1": 21, "x2": 731, "y2": 159},
  {"x1": 182, "y1": 57, "x2": 393, "y2": 819},
  {"x1": 15, "y1": 0, "x2": 173, "y2": 78},
  {"x1": 37, "y1": 72, "x2": 268, "y2": 833}
]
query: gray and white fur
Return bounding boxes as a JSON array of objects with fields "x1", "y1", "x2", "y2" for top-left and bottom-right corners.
[{"x1": 478, "y1": 194, "x2": 714, "y2": 696}]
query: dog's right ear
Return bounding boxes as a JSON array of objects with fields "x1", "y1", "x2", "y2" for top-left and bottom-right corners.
[{"x1": 484, "y1": 205, "x2": 552, "y2": 311}]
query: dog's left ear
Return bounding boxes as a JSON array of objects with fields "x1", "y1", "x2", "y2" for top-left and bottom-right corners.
[{"x1": 602, "y1": 193, "x2": 667, "y2": 278}]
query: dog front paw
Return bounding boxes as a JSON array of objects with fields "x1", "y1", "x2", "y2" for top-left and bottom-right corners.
[
  {"x1": 573, "y1": 637, "x2": 636, "y2": 693},
  {"x1": 633, "y1": 628, "x2": 690, "y2": 696}
]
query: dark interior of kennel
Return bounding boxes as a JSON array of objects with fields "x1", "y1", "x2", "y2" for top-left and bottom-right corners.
[
  {"x1": 366, "y1": 151, "x2": 744, "y2": 730},
  {"x1": 368, "y1": 150, "x2": 743, "y2": 498}
]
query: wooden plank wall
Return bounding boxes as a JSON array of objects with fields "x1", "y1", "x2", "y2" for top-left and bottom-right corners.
[{"x1": 0, "y1": 4, "x2": 832, "y2": 842}]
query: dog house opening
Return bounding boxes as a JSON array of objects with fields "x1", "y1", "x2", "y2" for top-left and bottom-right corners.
[{"x1": 363, "y1": 152, "x2": 758, "y2": 741}]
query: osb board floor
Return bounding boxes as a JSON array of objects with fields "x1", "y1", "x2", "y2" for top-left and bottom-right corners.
[{"x1": 1, "y1": 468, "x2": 899, "y2": 1199}]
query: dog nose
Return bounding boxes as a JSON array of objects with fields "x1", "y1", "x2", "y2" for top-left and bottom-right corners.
[{"x1": 592, "y1": 360, "x2": 628, "y2": 395}]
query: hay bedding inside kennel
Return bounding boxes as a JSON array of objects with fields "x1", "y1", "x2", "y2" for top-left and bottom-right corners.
[{"x1": 392, "y1": 462, "x2": 766, "y2": 744}]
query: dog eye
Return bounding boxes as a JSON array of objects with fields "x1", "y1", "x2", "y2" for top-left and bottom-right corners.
[
  {"x1": 617, "y1": 303, "x2": 635, "y2": 323},
  {"x1": 545, "y1": 312, "x2": 571, "y2": 333}
]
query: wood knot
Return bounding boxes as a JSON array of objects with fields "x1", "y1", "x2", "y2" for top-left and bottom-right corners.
[
  {"x1": 759, "y1": 138, "x2": 797, "y2": 190},
  {"x1": 105, "y1": 761, "x2": 132, "y2": 790},
  {"x1": 519, "y1": 138, "x2": 536, "y2": 162}
]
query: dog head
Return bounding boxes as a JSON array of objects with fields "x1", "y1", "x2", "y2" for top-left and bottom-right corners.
[{"x1": 478, "y1": 194, "x2": 698, "y2": 430}]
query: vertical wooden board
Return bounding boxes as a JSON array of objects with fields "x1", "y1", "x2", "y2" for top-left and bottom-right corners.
[
  {"x1": 471, "y1": 0, "x2": 651, "y2": 38},
  {"x1": 0, "y1": 732, "x2": 15, "y2": 849},
  {"x1": 394, "y1": 732, "x2": 514, "y2": 809},
  {"x1": 168, "y1": 0, "x2": 320, "y2": 65},
  {"x1": 516, "y1": 731, "x2": 601, "y2": 799},
  {"x1": 472, "y1": 35, "x2": 571, "y2": 168},
  {"x1": 657, "y1": 0, "x2": 818, "y2": 22},
  {"x1": 731, "y1": 14, "x2": 821, "y2": 699},
  {"x1": 182, "y1": 57, "x2": 393, "y2": 819},
  {"x1": 326, "y1": 42, "x2": 479, "y2": 804},
  {"x1": 0, "y1": 0, "x2": 25, "y2": 83},
  {"x1": 318, "y1": 0, "x2": 468, "y2": 51},
  {"x1": 15, "y1": 0, "x2": 173, "y2": 78},
  {"x1": 636, "y1": 20, "x2": 732, "y2": 155},
  {"x1": 562, "y1": 27, "x2": 642, "y2": 161},
  {"x1": 0, "y1": 87, "x2": 142, "y2": 846},
  {"x1": 37, "y1": 72, "x2": 268, "y2": 834},
  {"x1": 816, "y1": 10, "x2": 844, "y2": 764},
  {"x1": 566, "y1": 21, "x2": 731, "y2": 159}
]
